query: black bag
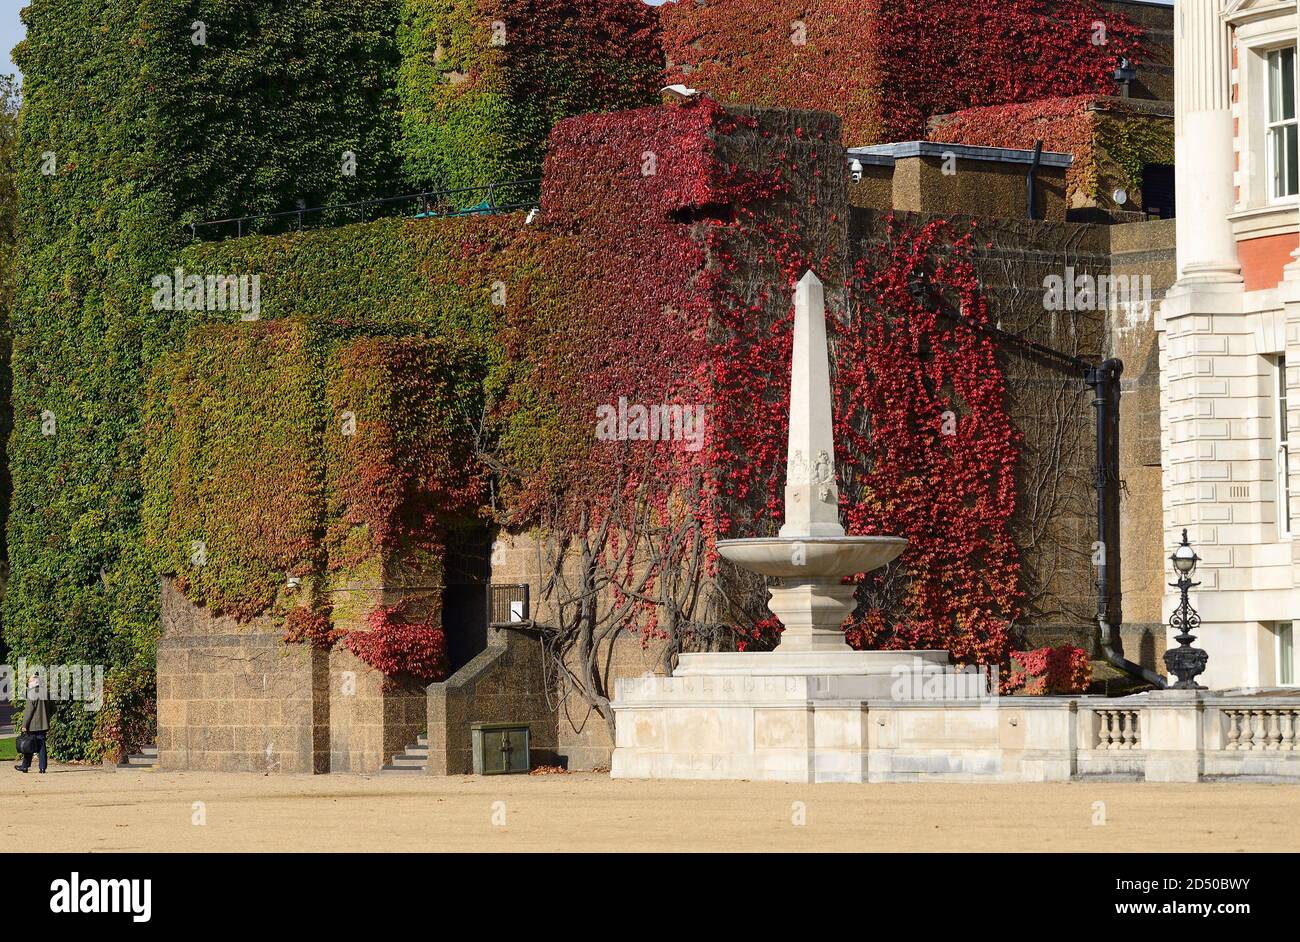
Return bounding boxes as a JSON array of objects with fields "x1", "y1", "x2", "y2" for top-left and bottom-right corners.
[{"x1": 15, "y1": 733, "x2": 39, "y2": 756}]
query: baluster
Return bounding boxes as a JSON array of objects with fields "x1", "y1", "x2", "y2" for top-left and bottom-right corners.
[
  {"x1": 1238, "y1": 711, "x2": 1251, "y2": 751},
  {"x1": 1120, "y1": 711, "x2": 1135, "y2": 749},
  {"x1": 1224, "y1": 711, "x2": 1242, "y2": 750},
  {"x1": 1266, "y1": 710, "x2": 1282, "y2": 751},
  {"x1": 1097, "y1": 711, "x2": 1111, "y2": 749},
  {"x1": 1246, "y1": 711, "x2": 1262, "y2": 751},
  {"x1": 1105, "y1": 711, "x2": 1118, "y2": 750},
  {"x1": 1281, "y1": 712, "x2": 1298, "y2": 752},
  {"x1": 1130, "y1": 711, "x2": 1142, "y2": 749}
]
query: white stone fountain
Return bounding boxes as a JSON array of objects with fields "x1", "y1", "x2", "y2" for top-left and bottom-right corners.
[{"x1": 610, "y1": 271, "x2": 962, "y2": 783}]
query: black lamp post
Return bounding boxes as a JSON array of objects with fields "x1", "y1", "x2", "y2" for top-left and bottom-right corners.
[{"x1": 1163, "y1": 529, "x2": 1209, "y2": 689}]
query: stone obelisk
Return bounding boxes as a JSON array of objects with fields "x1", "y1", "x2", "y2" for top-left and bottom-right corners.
[
  {"x1": 780, "y1": 271, "x2": 844, "y2": 539},
  {"x1": 714, "y1": 269, "x2": 905, "y2": 653}
]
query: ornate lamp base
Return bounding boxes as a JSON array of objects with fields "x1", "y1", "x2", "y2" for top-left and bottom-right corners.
[{"x1": 1163, "y1": 633, "x2": 1208, "y2": 690}]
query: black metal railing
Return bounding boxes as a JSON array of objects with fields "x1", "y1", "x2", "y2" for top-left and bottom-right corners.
[
  {"x1": 488, "y1": 583, "x2": 530, "y2": 627},
  {"x1": 185, "y1": 178, "x2": 541, "y2": 242}
]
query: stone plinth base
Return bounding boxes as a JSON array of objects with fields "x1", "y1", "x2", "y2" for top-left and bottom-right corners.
[
  {"x1": 612, "y1": 653, "x2": 1300, "y2": 783},
  {"x1": 611, "y1": 651, "x2": 1077, "y2": 783}
]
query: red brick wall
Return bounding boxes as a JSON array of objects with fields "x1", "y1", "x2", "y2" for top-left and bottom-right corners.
[{"x1": 1238, "y1": 233, "x2": 1297, "y2": 291}]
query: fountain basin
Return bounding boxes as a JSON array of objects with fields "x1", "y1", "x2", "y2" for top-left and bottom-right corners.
[{"x1": 716, "y1": 535, "x2": 907, "y2": 578}]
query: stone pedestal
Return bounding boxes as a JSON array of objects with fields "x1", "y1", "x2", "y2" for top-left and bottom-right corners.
[
  {"x1": 1142, "y1": 689, "x2": 1206, "y2": 782},
  {"x1": 764, "y1": 582, "x2": 865, "y2": 652},
  {"x1": 611, "y1": 650, "x2": 1078, "y2": 783}
]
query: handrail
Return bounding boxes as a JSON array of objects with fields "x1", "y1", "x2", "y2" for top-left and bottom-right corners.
[{"x1": 185, "y1": 178, "x2": 541, "y2": 241}]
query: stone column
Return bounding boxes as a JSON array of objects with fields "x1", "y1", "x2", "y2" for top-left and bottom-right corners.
[{"x1": 1173, "y1": 0, "x2": 1242, "y2": 284}]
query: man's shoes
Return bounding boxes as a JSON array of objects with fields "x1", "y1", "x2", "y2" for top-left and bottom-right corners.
[{"x1": 13, "y1": 766, "x2": 28, "y2": 773}]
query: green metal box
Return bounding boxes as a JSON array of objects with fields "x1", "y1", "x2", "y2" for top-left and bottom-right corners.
[{"x1": 471, "y1": 722, "x2": 531, "y2": 775}]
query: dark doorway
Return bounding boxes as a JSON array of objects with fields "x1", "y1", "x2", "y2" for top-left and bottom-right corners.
[
  {"x1": 441, "y1": 525, "x2": 492, "y2": 674},
  {"x1": 1141, "y1": 164, "x2": 1175, "y2": 219}
]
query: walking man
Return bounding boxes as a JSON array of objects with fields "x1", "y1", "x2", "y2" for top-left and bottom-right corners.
[{"x1": 14, "y1": 674, "x2": 51, "y2": 774}]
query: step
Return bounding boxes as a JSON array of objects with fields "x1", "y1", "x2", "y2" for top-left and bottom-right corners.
[
  {"x1": 380, "y1": 763, "x2": 425, "y2": 773},
  {"x1": 389, "y1": 755, "x2": 427, "y2": 768},
  {"x1": 400, "y1": 747, "x2": 429, "y2": 759},
  {"x1": 115, "y1": 744, "x2": 159, "y2": 770},
  {"x1": 417, "y1": 735, "x2": 428, "y2": 746}
]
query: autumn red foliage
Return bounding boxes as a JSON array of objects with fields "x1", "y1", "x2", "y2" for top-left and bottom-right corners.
[
  {"x1": 282, "y1": 605, "x2": 340, "y2": 649},
  {"x1": 325, "y1": 336, "x2": 489, "y2": 571},
  {"x1": 928, "y1": 96, "x2": 1099, "y2": 202},
  {"x1": 344, "y1": 602, "x2": 450, "y2": 683},
  {"x1": 1006, "y1": 644, "x2": 1093, "y2": 695},
  {"x1": 839, "y1": 219, "x2": 1023, "y2": 663},
  {"x1": 514, "y1": 101, "x2": 1023, "y2": 664},
  {"x1": 658, "y1": 0, "x2": 1144, "y2": 144}
]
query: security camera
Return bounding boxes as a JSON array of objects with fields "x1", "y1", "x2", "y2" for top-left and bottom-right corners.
[{"x1": 849, "y1": 159, "x2": 864, "y2": 184}]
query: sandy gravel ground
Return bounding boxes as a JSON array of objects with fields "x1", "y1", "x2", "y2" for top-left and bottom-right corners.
[{"x1": 3, "y1": 764, "x2": 1298, "y2": 852}]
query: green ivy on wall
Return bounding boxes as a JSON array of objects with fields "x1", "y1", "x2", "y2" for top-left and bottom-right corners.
[
  {"x1": 5, "y1": 1, "x2": 406, "y2": 760},
  {"x1": 1097, "y1": 110, "x2": 1175, "y2": 195},
  {"x1": 395, "y1": 0, "x2": 663, "y2": 204},
  {"x1": 143, "y1": 320, "x2": 324, "y2": 621}
]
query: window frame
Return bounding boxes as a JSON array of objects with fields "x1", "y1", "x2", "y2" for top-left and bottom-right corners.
[
  {"x1": 1266, "y1": 45, "x2": 1299, "y2": 202},
  {"x1": 1274, "y1": 354, "x2": 1292, "y2": 540},
  {"x1": 1276, "y1": 622, "x2": 1295, "y2": 687}
]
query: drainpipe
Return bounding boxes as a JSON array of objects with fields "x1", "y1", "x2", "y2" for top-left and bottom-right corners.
[
  {"x1": 1026, "y1": 140, "x2": 1043, "y2": 221},
  {"x1": 1088, "y1": 358, "x2": 1167, "y2": 688}
]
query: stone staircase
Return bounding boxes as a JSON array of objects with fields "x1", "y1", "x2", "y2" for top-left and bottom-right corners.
[
  {"x1": 380, "y1": 733, "x2": 428, "y2": 774},
  {"x1": 116, "y1": 745, "x2": 158, "y2": 771}
]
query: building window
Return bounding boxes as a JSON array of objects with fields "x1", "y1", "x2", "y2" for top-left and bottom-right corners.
[
  {"x1": 1268, "y1": 47, "x2": 1298, "y2": 200},
  {"x1": 1278, "y1": 622, "x2": 1295, "y2": 686},
  {"x1": 1275, "y1": 355, "x2": 1292, "y2": 538}
]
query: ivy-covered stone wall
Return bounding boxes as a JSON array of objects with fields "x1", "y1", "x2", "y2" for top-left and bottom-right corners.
[{"x1": 6, "y1": 1, "x2": 408, "y2": 759}]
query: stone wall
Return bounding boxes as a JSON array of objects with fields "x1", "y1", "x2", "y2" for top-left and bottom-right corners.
[
  {"x1": 845, "y1": 209, "x2": 1179, "y2": 671},
  {"x1": 426, "y1": 625, "x2": 558, "y2": 775},
  {"x1": 157, "y1": 580, "x2": 329, "y2": 773},
  {"x1": 465, "y1": 529, "x2": 663, "y2": 772},
  {"x1": 1096, "y1": 0, "x2": 1174, "y2": 102},
  {"x1": 613, "y1": 685, "x2": 1300, "y2": 783},
  {"x1": 325, "y1": 543, "x2": 443, "y2": 773},
  {"x1": 850, "y1": 209, "x2": 1113, "y2": 650},
  {"x1": 892, "y1": 153, "x2": 1068, "y2": 222},
  {"x1": 328, "y1": 647, "x2": 426, "y2": 773},
  {"x1": 848, "y1": 148, "x2": 1070, "y2": 221},
  {"x1": 158, "y1": 557, "x2": 434, "y2": 775}
]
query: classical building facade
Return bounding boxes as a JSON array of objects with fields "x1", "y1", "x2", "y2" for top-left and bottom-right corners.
[{"x1": 1160, "y1": 0, "x2": 1299, "y2": 688}]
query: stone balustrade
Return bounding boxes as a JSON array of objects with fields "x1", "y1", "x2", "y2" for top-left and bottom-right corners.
[
  {"x1": 612, "y1": 685, "x2": 1300, "y2": 783},
  {"x1": 1219, "y1": 706, "x2": 1300, "y2": 752},
  {"x1": 1094, "y1": 709, "x2": 1143, "y2": 750}
]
